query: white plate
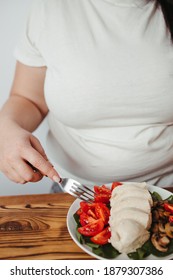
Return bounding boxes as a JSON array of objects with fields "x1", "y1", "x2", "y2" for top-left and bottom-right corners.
[{"x1": 67, "y1": 183, "x2": 173, "y2": 260}]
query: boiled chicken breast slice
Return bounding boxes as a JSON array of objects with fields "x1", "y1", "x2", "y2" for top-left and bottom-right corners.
[
  {"x1": 110, "y1": 197, "x2": 151, "y2": 214},
  {"x1": 111, "y1": 186, "x2": 153, "y2": 206},
  {"x1": 109, "y1": 182, "x2": 153, "y2": 254},
  {"x1": 109, "y1": 207, "x2": 152, "y2": 230},
  {"x1": 109, "y1": 219, "x2": 150, "y2": 254},
  {"x1": 111, "y1": 182, "x2": 147, "y2": 197}
]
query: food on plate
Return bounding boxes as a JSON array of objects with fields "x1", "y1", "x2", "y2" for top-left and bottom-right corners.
[
  {"x1": 74, "y1": 182, "x2": 121, "y2": 247},
  {"x1": 73, "y1": 181, "x2": 173, "y2": 259},
  {"x1": 77, "y1": 202, "x2": 110, "y2": 242},
  {"x1": 109, "y1": 182, "x2": 153, "y2": 254},
  {"x1": 150, "y1": 199, "x2": 173, "y2": 252}
]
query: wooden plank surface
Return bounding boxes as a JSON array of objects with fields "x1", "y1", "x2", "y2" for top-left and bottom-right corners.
[
  {"x1": 0, "y1": 187, "x2": 172, "y2": 260},
  {"x1": 0, "y1": 193, "x2": 93, "y2": 260}
]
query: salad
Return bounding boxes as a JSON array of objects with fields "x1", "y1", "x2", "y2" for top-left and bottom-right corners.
[{"x1": 73, "y1": 182, "x2": 173, "y2": 259}]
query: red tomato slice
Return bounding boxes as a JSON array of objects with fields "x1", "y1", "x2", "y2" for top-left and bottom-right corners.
[
  {"x1": 78, "y1": 219, "x2": 104, "y2": 236},
  {"x1": 87, "y1": 209, "x2": 97, "y2": 219},
  {"x1": 79, "y1": 201, "x2": 97, "y2": 219},
  {"x1": 79, "y1": 212, "x2": 96, "y2": 226},
  {"x1": 80, "y1": 201, "x2": 97, "y2": 213},
  {"x1": 94, "y1": 193, "x2": 111, "y2": 204},
  {"x1": 95, "y1": 203, "x2": 110, "y2": 224},
  {"x1": 80, "y1": 202, "x2": 91, "y2": 213},
  {"x1": 78, "y1": 202, "x2": 98, "y2": 219},
  {"x1": 164, "y1": 203, "x2": 173, "y2": 214},
  {"x1": 90, "y1": 227, "x2": 111, "y2": 245},
  {"x1": 94, "y1": 185, "x2": 111, "y2": 203},
  {"x1": 169, "y1": 215, "x2": 173, "y2": 223},
  {"x1": 111, "y1": 181, "x2": 122, "y2": 191},
  {"x1": 94, "y1": 185, "x2": 111, "y2": 195}
]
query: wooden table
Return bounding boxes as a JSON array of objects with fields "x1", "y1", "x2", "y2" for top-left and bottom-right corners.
[
  {"x1": 0, "y1": 187, "x2": 172, "y2": 260},
  {"x1": 0, "y1": 193, "x2": 93, "y2": 260}
]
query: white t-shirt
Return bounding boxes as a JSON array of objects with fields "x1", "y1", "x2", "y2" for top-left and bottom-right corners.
[{"x1": 15, "y1": 0, "x2": 173, "y2": 187}]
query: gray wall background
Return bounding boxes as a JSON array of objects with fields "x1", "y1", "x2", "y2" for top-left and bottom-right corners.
[{"x1": 0, "y1": 0, "x2": 52, "y2": 195}]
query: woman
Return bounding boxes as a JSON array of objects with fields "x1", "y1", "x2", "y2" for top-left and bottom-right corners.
[{"x1": 0, "y1": 0, "x2": 173, "y2": 188}]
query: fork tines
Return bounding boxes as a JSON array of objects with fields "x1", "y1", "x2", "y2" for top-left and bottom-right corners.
[{"x1": 70, "y1": 182, "x2": 95, "y2": 203}]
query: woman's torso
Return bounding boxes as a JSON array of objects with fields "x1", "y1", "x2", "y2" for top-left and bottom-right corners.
[{"x1": 32, "y1": 0, "x2": 173, "y2": 186}]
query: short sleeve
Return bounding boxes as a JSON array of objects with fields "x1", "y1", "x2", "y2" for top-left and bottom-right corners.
[{"x1": 14, "y1": 0, "x2": 46, "y2": 67}]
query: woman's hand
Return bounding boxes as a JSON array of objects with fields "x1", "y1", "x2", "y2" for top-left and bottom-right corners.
[{"x1": 0, "y1": 121, "x2": 60, "y2": 184}]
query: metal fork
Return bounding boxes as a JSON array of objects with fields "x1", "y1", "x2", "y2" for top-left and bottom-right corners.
[{"x1": 58, "y1": 178, "x2": 95, "y2": 202}]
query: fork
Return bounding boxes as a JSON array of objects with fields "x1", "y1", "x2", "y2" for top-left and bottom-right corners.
[{"x1": 58, "y1": 178, "x2": 95, "y2": 202}]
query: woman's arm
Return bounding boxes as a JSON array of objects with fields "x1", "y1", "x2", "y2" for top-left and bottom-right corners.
[
  {"x1": 7, "y1": 61, "x2": 48, "y2": 131},
  {"x1": 0, "y1": 61, "x2": 60, "y2": 184}
]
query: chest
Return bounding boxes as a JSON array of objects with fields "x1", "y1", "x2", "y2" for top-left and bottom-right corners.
[{"x1": 41, "y1": 3, "x2": 173, "y2": 127}]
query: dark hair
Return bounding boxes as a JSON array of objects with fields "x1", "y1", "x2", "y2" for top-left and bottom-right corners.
[{"x1": 155, "y1": 0, "x2": 173, "y2": 42}]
